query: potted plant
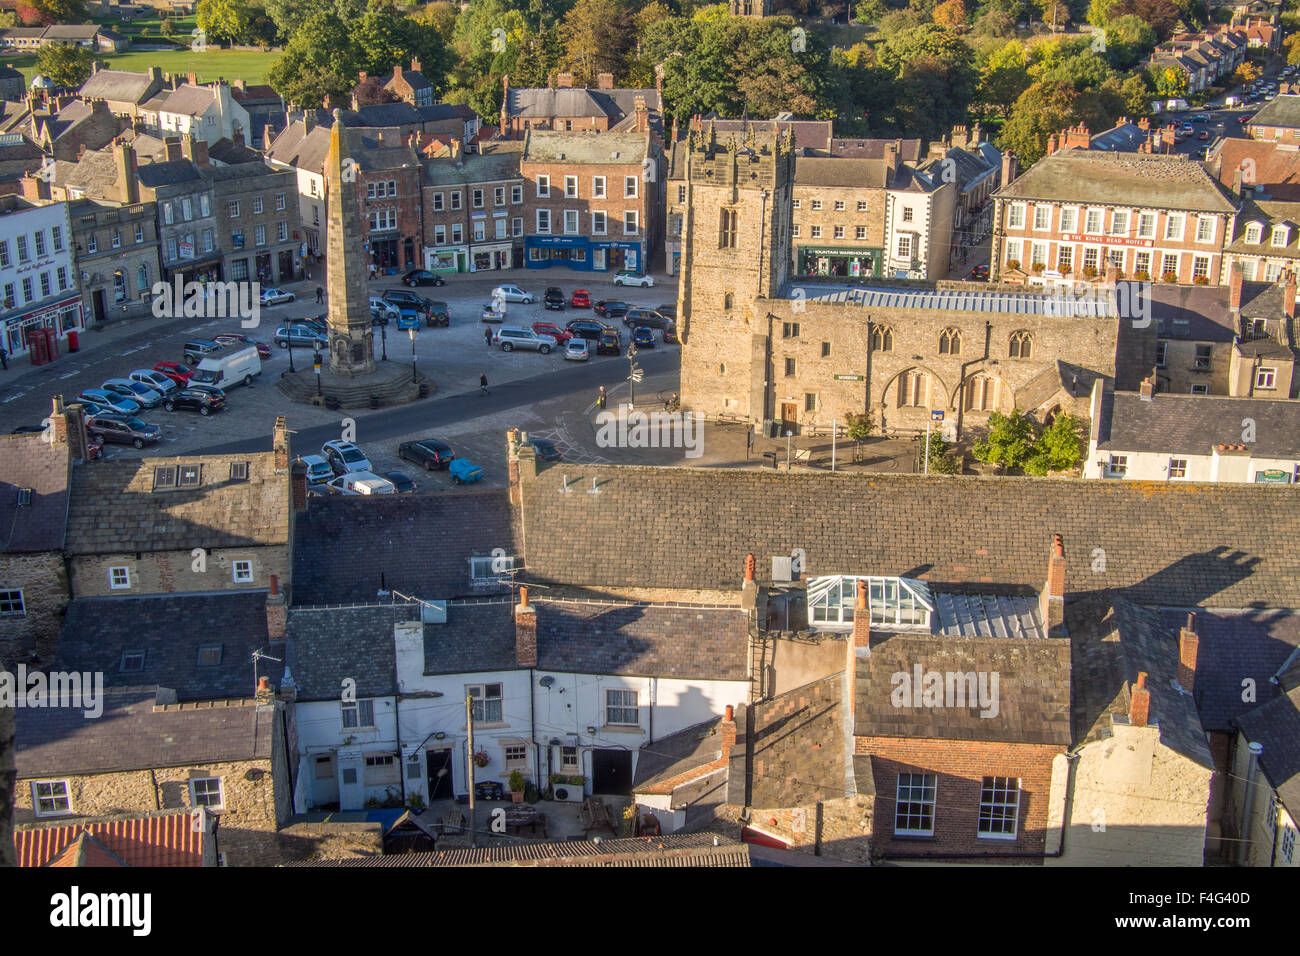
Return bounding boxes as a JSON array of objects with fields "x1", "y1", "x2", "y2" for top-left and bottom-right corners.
[
  {"x1": 1161, "y1": 271, "x2": 1178, "y2": 283},
  {"x1": 1134, "y1": 270, "x2": 1150, "y2": 281},
  {"x1": 1082, "y1": 265, "x2": 1098, "y2": 279},
  {"x1": 1031, "y1": 262, "x2": 1045, "y2": 273},
  {"x1": 472, "y1": 749, "x2": 490, "y2": 769},
  {"x1": 508, "y1": 770, "x2": 527, "y2": 803},
  {"x1": 1194, "y1": 275, "x2": 1209, "y2": 285},
  {"x1": 1006, "y1": 258, "x2": 1020, "y2": 271},
  {"x1": 1058, "y1": 266, "x2": 1071, "y2": 276}
]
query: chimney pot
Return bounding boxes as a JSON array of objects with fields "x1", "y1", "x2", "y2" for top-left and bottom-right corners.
[
  {"x1": 1139, "y1": 377, "x2": 1154, "y2": 400},
  {"x1": 745, "y1": 553, "x2": 755, "y2": 582},
  {"x1": 519, "y1": 585, "x2": 529, "y2": 607},
  {"x1": 269, "y1": 574, "x2": 279, "y2": 596},
  {"x1": 1129, "y1": 672, "x2": 1151, "y2": 727},
  {"x1": 725, "y1": 704, "x2": 734, "y2": 722}
]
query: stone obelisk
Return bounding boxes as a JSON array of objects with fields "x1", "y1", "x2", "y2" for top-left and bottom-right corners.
[{"x1": 325, "y1": 110, "x2": 376, "y2": 376}]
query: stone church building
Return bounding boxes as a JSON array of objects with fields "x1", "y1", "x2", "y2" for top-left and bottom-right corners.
[{"x1": 676, "y1": 128, "x2": 1151, "y2": 439}]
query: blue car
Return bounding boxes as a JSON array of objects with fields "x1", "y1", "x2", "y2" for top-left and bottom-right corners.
[
  {"x1": 77, "y1": 389, "x2": 141, "y2": 416},
  {"x1": 395, "y1": 307, "x2": 421, "y2": 331},
  {"x1": 632, "y1": 326, "x2": 656, "y2": 348}
]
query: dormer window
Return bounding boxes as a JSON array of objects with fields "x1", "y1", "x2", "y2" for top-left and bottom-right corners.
[
  {"x1": 1245, "y1": 222, "x2": 1263, "y2": 244},
  {"x1": 1272, "y1": 225, "x2": 1290, "y2": 247}
]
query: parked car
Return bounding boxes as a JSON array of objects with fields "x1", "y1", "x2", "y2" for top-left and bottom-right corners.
[
  {"x1": 654, "y1": 303, "x2": 677, "y2": 321},
  {"x1": 326, "y1": 471, "x2": 395, "y2": 495},
  {"x1": 298, "y1": 454, "x2": 334, "y2": 486},
  {"x1": 527, "y1": 437, "x2": 562, "y2": 461},
  {"x1": 623, "y1": 308, "x2": 670, "y2": 330},
  {"x1": 596, "y1": 330, "x2": 622, "y2": 355},
  {"x1": 77, "y1": 389, "x2": 141, "y2": 416},
  {"x1": 383, "y1": 471, "x2": 418, "y2": 494},
  {"x1": 593, "y1": 299, "x2": 630, "y2": 319},
  {"x1": 370, "y1": 305, "x2": 391, "y2": 326},
  {"x1": 294, "y1": 317, "x2": 328, "y2": 335},
  {"x1": 491, "y1": 284, "x2": 535, "y2": 304},
  {"x1": 495, "y1": 326, "x2": 557, "y2": 353},
  {"x1": 1178, "y1": 124, "x2": 1194, "y2": 135},
  {"x1": 969, "y1": 264, "x2": 989, "y2": 281},
  {"x1": 1191, "y1": 113, "x2": 1208, "y2": 123},
  {"x1": 566, "y1": 319, "x2": 610, "y2": 341},
  {"x1": 163, "y1": 385, "x2": 227, "y2": 415},
  {"x1": 632, "y1": 326, "x2": 656, "y2": 348},
  {"x1": 395, "y1": 306, "x2": 422, "y2": 330},
  {"x1": 183, "y1": 339, "x2": 223, "y2": 366},
  {"x1": 214, "y1": 333, "x2": 272, "y2": 359},
  {"x1": 425, "y1": 301, "x2": 450, "y2": 327},
  {"x1": 482, "y1": 303, "x2": 504, "y2": 322},
  {"x1": 613, "y1": 270, "x2": 653, "y2": 287},
  {"x1": 564, "y1": 338, "x2": 589, "y2": 361},
  {"x1": 381, "y1": 289, "x2": 432, "y2": 313},
  {"x1": 398, "y1": 438, "x2": 455, "y2": 470},
  {"x1": 152, "y1": 362, "x2": 193, "y2": 387},
  {"x1": 322, "y1": 439, "x2": 372, "y2": 475},
  {"x1": 402, "y1": 269, "x2": 445, "y2": 287},
  {"x1": 1197, "y1": 130, "x2": 1209, "y2": 140},
  {"x1": 543, "y1": 287, "x2": 565, "y2": 310},
  {"x1": 129, "y1": 368, "x2": 180, "y2": 396},
  {"x1": 274, "y1": 325, "x2": 328, "y2": 348},
  {"x1": 102, "y1": 378, "x2": 163, "y2": 408},
  {"x1": 532, "y1": 321, "x2": 571, "y2": 345},
  {"x1": 662, "y1": 322, "x2": 679, "y2": 345},
  {"x1": 369, "y1": 296, "x2": 400, "y2": 321},
  {"x1": 10, "y1": 424, "x2": 48, "y2": 434},
  {"x1": 571, "y1": 289, "x2": 591, "y2": 308},
  {"x1": 1238, "y1": 114, "x2": 1252, "y2": 124},
  {"x1": 259, "y1": 287, "x2": 295, "y2": 305},
  {"x1": 85, "y1": 413, "x2": 161, "y2": 448}
]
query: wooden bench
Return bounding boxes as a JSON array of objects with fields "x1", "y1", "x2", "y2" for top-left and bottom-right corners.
[
  {"x1": 441, "y1": 808, "x2": 464, "y2": 834},
  {"x1": 578, "y1": 797, "x2": 617, "y2": 837}
]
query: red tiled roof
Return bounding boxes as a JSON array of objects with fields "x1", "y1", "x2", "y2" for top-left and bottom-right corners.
[{"x1": 15, "y1": 812, "x2": 206, "y2": 867}]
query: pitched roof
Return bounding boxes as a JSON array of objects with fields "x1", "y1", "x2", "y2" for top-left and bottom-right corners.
[
  {"x1": 54, "y1": 591, "x2": 278, "y2": 701},
  {"x1": 290, "y1": 489, "x2": 518, "y2": 604},
  {"x1": 15, "y1": 690, "x2": 275, "y2": 777},
  {"x1": 0, "y1": 433, "x2": 70, "y2": 552},
  {"x1": 416, "y1": 103, "x2": 477, "y2": 123},
  {"x1": 14, "y1": 809, "x2": 207, "y2": 867},
  {"x1": 704, "y1": 117, "x2": 832, "y2": 152},
  {"x1": 266, "y1": 120, "x2": 332, "y2": 174},
  {"x1": 285, "y1": 603, "x2": 409, "y2": 700},
  {"x1": 517, "y1": 465, "x2": 1300, "y2": 608},
  {"x1": 1150, "y1": 283, "x2": 1237, "y2": 341},
  {"x1": 1235, "y1": 681, "x2": 1300, "y2": 815},
  {"x1": 795, "y1": 156, "x2": 889, "y2": 189},
  {"x1": 1249, "y1": 94, "x2": 1300, "y2": 130},
  {"x1": 1210, "y1": 139, "x2": 1300, "y2": 201},
  {"x1": 1097, "y1": 392, "x2": 1300, "y2": 458},
  {"x1": 507, "y1": 87, "x2": 610, "y2": 120},
  {"x1": 632, "y1": 717, "x2": 724, "y2": 791},
  {"x1": 521, "y1": 130, "x2": 649, "y2": 165},
  {"x1": 207, "y1": 137, "x2": 262, "y2": 166},
  {"x1": 45, "y1": 831, "x2": 129, "y2": 867},
  {"x1": 1068, "y1": 594, "x2": 1212, "y2": 766},
  {"x1": 1185, "y1": 607, "x2": 1300, "y2": 732},
  {"x1": 64, "y1": 451, "x2": 288, "y2": 555},
  {"x1": 156, "y1": 84, "x2": 220, "y2": 116},
  {"x1": 136, "y1": 158, "x2": 202, "y2": 189},
  {"x1": 996, "y1": 151, "x2": 1239, "y2": 213},
  {"x1": 422, "y1": 147, "x2": 521, "y2": 186},
  {"x1": 828, "y1": 138, "x2": 922, "y2": 162}
]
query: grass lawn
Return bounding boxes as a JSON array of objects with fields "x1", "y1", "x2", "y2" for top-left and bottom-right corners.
[
  {"x1": 3, "y1": 47, "x2": 281, "y2": 85},
  {"x1": 92, "y1": 13, "x2": 199, "y2": 38}
]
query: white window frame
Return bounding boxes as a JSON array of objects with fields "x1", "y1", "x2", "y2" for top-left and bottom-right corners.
[
  {"x1": 605, "y1": 688, "x2": 639, "y2": 726},
  {"x1": 1111, "y1": 210, "x2": 1130, "y2": 236},
  {"x1": 1165, "y1": 213, "x2": 1185, "y2": 241},
  {"x1": 468, "y1": 683, "x2": 503, "y2": 723},
  {"x1": 32, "y1": 780, "x2": 72, "y2": 817},
  {"x1": 564, "y1": 175, "x2": 578, "y2": 198},
  {"x1": 511, "y1": 184, "x2": 523, "y2": 204},
  {"x1": 1245, "y1": 222, "x2": 1263, "y2": 243},
  {"x1": 624, "y1": 210, "x2": 638, "y2": 235},
  {"x1": 536, "y1": 210, "x2": 550, "y2": 234},
  {"x1": 894, "y1": 773, "x2": 936, "y2": 836},
  {"x1": 503, "y1": 744, "x2": 528, "y2": 770},
  {"x1": 624, "y1": 176, "x2": 638, "y2": 199},
  {"x1": 563, "y1": 209, "x2": 579, "y2": 235},
  {"x1": 470, "y1": 554, "x2": 516, "y2": 581},
  {"x1": 591, "y1": 211, "x2": 607, "y2": 236},
  {"x1": 1007, "y1": 203, "x2": 1025, "y2": 229},
  {"x1": 1137, "y1": 212, "x2": 1156, "y2": 239},
  {"x1": 1059, "y1": 207, "x2": 1077, "y2": 233},
  {"x1": 1255, "y1": 366, "x2": 1278, "y2": 389},
  {"x1": 108, "y1": 566, "x2": 131, "y2": 590},
  {"x1": 341, "y1": 698, "x2": 376, "y2": 730},
  {"x1": 232, "y1": 560, "x2": 253, "y2": 583},
  {"x1": 1196, "y1": 216, "x2": 1215, "y2": 243},
  {"x1": 1169, "y1": 458, "x2": 1188, "y2": 480},
  {"x1": 1272, "y1": 225, "x2": 1290, "y2": 247},
  {"x1": 1108, "y1": 455, "x2": 1128, "y2": 478},
  {"x1": 536, "y1": 175, "x2": 550, "y2": 198},
  {"x1": 190, "y1": 777, "x2": 224, "y2": 810},
  {"x1": 977, "y1": 776, "x2": 1020, "y2": 839},
  {"x1": 561, "y1": 746, "x2": 579, "y2": 771},
  {"x1": 1033, "y1": 205, "x2": 1051, "y2": 231},
  {"x1": 1084, "y1": 208, "x2": 1104, "y2": 235}
]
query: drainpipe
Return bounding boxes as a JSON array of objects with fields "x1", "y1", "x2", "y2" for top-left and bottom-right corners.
[{"x1": 1237, "y1": 741, "x2": 1264, "y2": 865}]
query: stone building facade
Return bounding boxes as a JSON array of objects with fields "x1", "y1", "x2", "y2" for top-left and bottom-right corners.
[
  {"x1": 422, "y1": 141, "x2": 524, "y2": 273},
  {"x1": 206, "y1": 161, "x2": 302, "y2": 285},
  {"x1": 67, "y1": 196, "x2": 161, "y2": 326}
]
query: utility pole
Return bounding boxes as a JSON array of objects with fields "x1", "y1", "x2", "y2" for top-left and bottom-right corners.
[{"x1": 466, "y1": 694, "x2": 476, "y2": 849}]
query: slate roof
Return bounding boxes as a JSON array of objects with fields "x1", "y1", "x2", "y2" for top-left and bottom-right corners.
[
  {"x1": 65, "y1": 452, "x2": 286, "y2": 555},
  {"x1": 632, "y1": 717, "x2": 723, "y2": 792},
  {"x1": 996, "y1": 151, "x2": 1239, "y2": 213},
  {"x1": 266, "y1": 120, "x2": 332, "y2": 174},
  {"x1": 854, "y1": 632, "x2": 1071, "y2": 745},
  {"x1": 0, "y1": 433, "x2": 70, "y2": 552},
  {"x1": 1211, "y1": 139, "x2": 1300, "y2": 201},
  {"x1": 703, "y1": 118, "x2": 832, "y2": 152},
  {"x1": 788, "y1": 282, "x2": 1116, "y2": 316},
  {"x1": 1183, "y1": 607, "x2": 1300, "y2": 732},
  {"x1": 1150, "y1": 283, "x2": 1237, "y2": 341},
  {"x1": 387, "y1": 68, "x2": 431, "y2": 93},
  {"x1": 61, "y1": 148, "x2": 120, "y2": 196},
  {"x1": 416, "y1": 104, "x2": 477, "y2": 123},
  {"x1": 1225, "y1": 201, "x2": 1300, "y2": 258},
  {"x1": 156, "y1": 85, "x2": 219, "y2": 117},
  {"x1": 421, "y1": 601, "x2": 515, "y2": 676},
  {"x1": 507, "y1": 87, "x2": 661, "y2": 124},
  {"x1": 422, "y1": 146, "x2": 521, "y2": 186},
  {"x1": 518, "y1": 466, "x2": 1300, "y2": 607},
  {"x1": 54, "y1": 591, "x2": 278, "y2": 700},
  {"x1": 828, "y1": 138, "x2": 922, "y2": 162},
  {"x1": 1097, "y1": 392, "x2": 1300, "y2": 458},
  {"x1": 337, "y1": 102, "x2": 425, "y2": 128},
  {"x1": 285, "y1": 603, "x2": 410, "y2": 700},
  {"x1": 136, "y1": 159, "x2": 202, "y2": 189},
  {"x1": 15, "y1": 690, "x2": 274, "y2": 777},
  {"x1": 1068, "y1": 594, "x2": 1212, "y2": 767},
  {"x1": 1249, "y1": 94, "x2": 1300, "y2": 130},
  {"x1": 290, "y1": 489, "x2": 518, "y2": 604},
  {"x1": 207, "y1": 137, "x2": 261, "y2": 166},
  {"x1": 521, "y1": 130, "x2": 649, "y2": 166},
  {"x1": 795, "y1": 156, "x2": 888, "y2": 189},
  {"x1": 921, "y1": 146, "x2": 998, "y2": 191},
  {"x1": 1234, "y1": 682, "x2": 1300, "y2": 815},
  {"x1": 14, "y1": 809, "x2": 207, "y2": 867},
  {"x1": 1086, "y1": 122, "x2": 1151, "y2": 153}
]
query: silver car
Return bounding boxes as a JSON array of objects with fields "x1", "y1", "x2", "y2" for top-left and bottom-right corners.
[{"x1": 102, "y1": 378, "x2": 163, "y2": 408}]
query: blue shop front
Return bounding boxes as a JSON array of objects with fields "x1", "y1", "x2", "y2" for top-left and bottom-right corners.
[{"x1": 524, "y1": 235, "x2": 645, "y2": 273}]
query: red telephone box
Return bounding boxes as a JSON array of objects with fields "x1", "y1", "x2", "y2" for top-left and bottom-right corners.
[
  {"x1": 41, "y1": 326, "x2": 58, "y2": 361},
  {"x1": 27, "y1": 328, "x2": 49, "y2": 366}
]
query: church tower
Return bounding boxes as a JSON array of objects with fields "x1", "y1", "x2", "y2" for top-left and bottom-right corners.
[
  {"x1": 676, "y1": 121, "x2": 795, "y2": 424},
  {"x1": 728, "y1": 0, "x2": 772, "y2": 16},
  {"x1": 325, "y1": 111, "x2": 376, "y2": 377}
]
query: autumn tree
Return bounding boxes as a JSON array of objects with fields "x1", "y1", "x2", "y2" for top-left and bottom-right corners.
[
  {"x1": 196, "y1": 0, "x2": 254, "y2": 46},
  {"x1": 34, "y1": 43, "x2": 95, "y2": 87},
  {"x1": 932, "y1": 0, "x2": 966, "y2": 30},
  {"x1": 559, "y1": 0, "x2": 635, "y2": 87},
  {"x1": 1112, "y1": 0, "x2": 1179, "y2": 39}
]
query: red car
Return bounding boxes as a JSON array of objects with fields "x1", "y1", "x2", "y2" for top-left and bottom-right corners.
[
  {"x1": 1238, "y1": 114, "x2": 1252, "y2": 124},
  {"x1": 214, "y1": 333, "x2": 272, "y2": 359},
  {"x1": 1197, "y1": 130, "x2": 1209, "y2": 141},
  {"x1": 153, "y1": 361, "x2": 193, "y2": 386},
  {"x1": 532, "y1": 321, "x2": 572, "y2": 345},
  {"x1": 570, "y1": 288, "x2": 591, "y2": 308}
]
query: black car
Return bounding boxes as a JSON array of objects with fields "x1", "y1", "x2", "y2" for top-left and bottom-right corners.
[
  {"x1": 655, "y1": 303, "x2": 677, "y2": 321},
  {"x1": 543, "y1": 287, "x2": 565, "y2": 310},
  {"x1": 384, "y1": 471, "x2": 418, "y2": 493},
  {"x1": 398, "y1": 438, "x2": 456, "y2": 470},
  {"x1": 85, "y1": 414, "x2": 162, "y2": 448},
  {"x1": 623, "y1": 308, "x2": 670, "y2": 330},
  {"x1": 663, "y1": 322, "x2": 679, "y2": 345},
  {"x1": 402, "y1": 269, "x2": 445, "y2": 287},
  {"x1": 565, "y1": 319, "x2": 611, "y2": 341},
  {"x1": 596, "y1": 330, "x2": 622, "y2": 355},
  {"x1": 527, "y1": 437, "x2": 562, "y2": 461},
  {"x1": 381, "y1": 289, "x2": 432, "y2": 313},
  {"x1": 10, "y1": 424, "x2": 48, "y2": 434},
  {"x1": 163, "y1": 385, "x2": 226, "y2": 415},
  {"x1": 425, "y1": 300, "x2": 450, "y2": 327},
  {"x1": 594, "y1": 299, "x2": 630, "y2": 319}
]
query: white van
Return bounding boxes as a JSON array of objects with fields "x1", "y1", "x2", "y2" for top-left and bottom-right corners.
[
  {"x1": 326, "y1": 471, "x2": 396, "y2": 495},
  {"x1": 189, "y1": 344, "x2": 261, "y2": 388}
]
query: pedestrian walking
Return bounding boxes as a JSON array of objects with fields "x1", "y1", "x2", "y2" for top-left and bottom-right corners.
[
  {"x1": 0, "y1": 346, "x2": 7, "y2": 370},
  {"x1": 369, "y1": 262, "x2": 377, "y2": 280},
  {"x1": 597, "y1": 385, "x2": 606, "y2": 409},
  {"x1": 485, "y1": 327, "x2": 494, "y2": 347},
  {"x1": 316, "y1": 286, "x2": 324, "y2": 304},
  {"x1": 480, "y1": 373, "x2": 489, "y2": 396}
]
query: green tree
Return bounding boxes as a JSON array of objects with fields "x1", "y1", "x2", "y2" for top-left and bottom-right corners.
[
  {"x1": 351, "y1": 2, "x2": 452, "y2": 89},
  {"x1": 978, "y1": 39, "x2": 1030, "y2": 116},
  {"x1": 1119, "y1": 71, "x2": 1153, "y2": 118},
  {"x1": 34, "y1": 43, "x2": 94, "y2": 87},
  {"x1": 0, "y1": 10, "x2": 21, "y2": 27},
  {"x1": 560, "y1": 0, "x2": 635, "y2": 87},
  {"x1": 412, "y1": 0, "x2": 459, "y2": 43},
  {"x1": 845, "y1": 410, "x2": 875, "y2": 442},
  {"x1": 196, "y1": 0, "x2": 254, "y2": 46},
  {"x1": 854, "y1": 0, "x2": 887, "y2": 23},
  {"x1": 29, "y1": 0, "x2": 86, "y2": 23},
  {"x1": 1085, "y1": 0, "x2": 1117, "y2": 25},
  {"x1": 971, "y1": 7, "x2": 1016, "y2": 37},
  {"x1": 263, "y1": 0, "x2": 365, "y2": 41},
  {"x1": 877, "y1": 9, "x2": 924, "y2": 36},
  {"x1": 1287, "y1": 34, "x2": 1300, "y2": 67},
  {"x1": 1024, "y1": 413, "x2": 1084, "y2": 475},
  {"x1": 972, "y1": 409, "x2": 1036, "y2": 471},
  {"x1": 1103, "y1": 14, "x2": 1157, "y2": 70},
  {"x1": 922, "y1": 431, "x2": 962, "y2": 474},
  {"x1": 1112, "y1": 0, "x2": 1179, "y2": 39},
  {"x1": 1150, "y1": 63, "x2": 1187, "y2": 97},
  {"x1": 879, "y1": 26, "x2": 977, "y2": 139},
  {"x1": 267, "y1": 10, "x2": 360, "y2": 107},
  {"x1": 159, "y1": 15, "x2": 177, "y2": 36}
]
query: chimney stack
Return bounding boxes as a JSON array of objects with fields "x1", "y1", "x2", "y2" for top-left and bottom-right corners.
[
  {"x1": 719, "y1": 704, "x2": 737, "y2": 761},
  {"x1": 515, "y1": 586, "x2": 537, "y2": 667},
  {"x1": 634, "y1": 95, "x2": 648, "y2": 133},
  {"x1": 182, "y1": 133, "x2": 209, "y2": 168},
  {"x1": 411, "y1": 58, "x2": 421, "y2": 72},
  {"x1": 1129, "y1": 672, "x2": 1151, "y2": 728},
  {"x1": 1230, "y1": 261, "x2": 1245, "y2": 310},
  {"x1": 1001, "y1": 150, "x2": 1018, "y2": 186},
  {"x1": 272, "y1": 416, "x2": 290, "y2": 473},
  {"x1": 1177, "y1": 613, "x2": 1199, "y2": 693},
  {"x1": 265, "y1": 575, "x2": 286, "y2": 640},
  {"x1": 556, "y1": 72, "x2": 574, "y2": 89},
  {"x1": 852, "y1": 579, "x2": 871, "y2": 650},
  {"x1": 48, "y1": 396, "x2": 89, "y2": 461},
  {"x1": 1139, "y1": 377, "x2": 1154, "y2": 401},
  {"x1": 1286, "y1": 269, "x2": 1297, "y2": 318},
  {"x1": 1040, "y1": 534, "x2": 1066, "y2": 638},
  {"x1": 291, "y1": 458, "x2": 308, "y2": 511},
  {"x1": 164, "y1": 135, "x2": 182, "y2": 162},
  {"x1": 596, "y1": 72, "x2": 614, "y2": 90},
  {"x1": 1046, "y1": 132, "x2": 1058, "y2": 156}
]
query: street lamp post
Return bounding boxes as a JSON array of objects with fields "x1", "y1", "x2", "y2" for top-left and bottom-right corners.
[
  {"x1": 287, "y1": 334, "x2": 295, "y2": 373},
  {"x1": 408, "y1": 327, "x2": 416, "y2": 381},
  {"x1": 381, "y1": 321, "x2": 388, "y2": 361},
  {"x1": 785, "y1": 429, "x2": 793, "y2": 471}
]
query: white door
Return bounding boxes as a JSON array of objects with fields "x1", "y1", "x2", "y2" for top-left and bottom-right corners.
[{"x1": 593, "y1": 248, "x2": 606, "y2": 271}]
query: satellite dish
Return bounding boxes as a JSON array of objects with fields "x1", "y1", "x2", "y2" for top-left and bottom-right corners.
[{"x1": 539, "y1": 675, "x2": 555, "y2": 688}]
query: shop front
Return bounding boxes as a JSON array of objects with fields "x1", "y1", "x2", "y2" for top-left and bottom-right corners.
[
  {"x1": 367, "y1": 231, "x2": 401, "y2": 272},
  {"x1": 2, "y1": 294, "x2": 82, "y2": 358},
  {"x1": 525, "y1": 235, "x2": 645, "y2": 272},
  {"x1": 470, "y1": 241, "x2": 514, "y2": 273},
  {"x1": 797, "y1": 245, "x2": 882, "y2": 279},
  {"x1": 426, "y1": 246, "x2": 468, "y2": 273},
  {"x1": 168, "y1": 251, "x2": 224, "y2": 285}
]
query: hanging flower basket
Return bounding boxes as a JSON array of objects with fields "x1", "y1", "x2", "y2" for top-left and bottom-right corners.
[{"x1": 472, "y1": 750, "x2": 490, "y2": 769}]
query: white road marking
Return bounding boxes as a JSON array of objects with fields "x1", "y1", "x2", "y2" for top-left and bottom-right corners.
[
  {"x1": 58, "y1": 371, "x2": 80, "y2": 379},
  {"x1": 119, "y1": 346, "x2": 148, "y2": 356}
]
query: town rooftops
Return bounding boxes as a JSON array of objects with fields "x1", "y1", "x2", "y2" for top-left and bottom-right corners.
[
  {"x1": 1150, "y1": 283, "x2": 1238, "y2": 341},
  {"x1": 265, "y1": 120, "x2": 332, "y2": 174},
  {"x1": 15, "y1": 690, "x2": 275, "y2": 778},
  {"x1": 1210, "y1": 139, "x2": 1300, "y2": 201},
  {"x1": 1086, "y1": 122, "x2": 1151, "y2": 153},
  {"x1": 136, "y1": 158, "x2": 203, "y2": 190},
  {"x1": 1096, "y1": 391, "x2": 1300, "y2": 458},
  {"x1": 422, "y1": 142, "x2": 521, "y2": 186},
  {"x1": 1183, "y1": 607, "x2": 1300, "y2": 733},
  {"x1": 1249, "y1": 94, "x2": 1300, "y2": 129},
  {"x1": 64, "y1": 451, "x2": 287, "y2": 555},
  {"x1": 1235, "y1": 679, "x2": 1300, "y2": 817},
  {"x1": 807, "y1": 574, "x2": 1047, "y2": 638},
  {"x1": 828, "y1": 137, "x2": 922, "y2": 162},
  {"x1": 521, "y1": 130, "x2": 649, "y2": 165},
  {"x1": 795, "y1": 156, "x2": 890, "y2": 189},
  {"x1": 995, "y1": 151, "x2": 1239, "y2": 214},
  {"x1": 14, "y1": 809, "x2": 209, "y2": 867},
  {"x1": 702, "y1": 116, "x2": 832, "y2": 152},
  {"x1": 632, "y1": 717, "x2": 725, "y2": 796},
  {"x1": 517, "y1": 465, "x2": 1300, "y2": 608},
  {"x1": 784, "y1": 282, "x2": 1118, "y2": 316},
  {"x1": 285, "y1": 603, "x2": 408, "y2": 701},
  {"x1": 0, "y1": 433, "x2": 70, "y2": 553},
  {"x1": 155, "y1": 83, "x2": 222, "y2": 116}
]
